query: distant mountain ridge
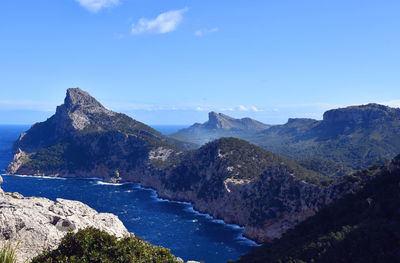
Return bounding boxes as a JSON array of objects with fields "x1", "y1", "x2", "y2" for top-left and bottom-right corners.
[
  {"x1": 254, "y1": 103, "x2": 400, "y2": 173},
  {"x1": 170, "y1": 112, "x2": 270, "y2": 145},
  {"x1": 173, "y1": 103, "x2": 400, "y2": 176}
]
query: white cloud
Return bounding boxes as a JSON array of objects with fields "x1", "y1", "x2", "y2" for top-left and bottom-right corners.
[
  {"x1": 194, "y1": 27, "x2": 219, "y2": 37},
  {"x1": 75, "y1": 0, "x2": 119, "y2": 13},
  {"x1": 380, "y1": 100, "x2": 400, "y2": 108},
  {"x1": 131, "y1": 8, "x2": 188, "y2": 35},
  {"x1": 238, "y1": 105, "x2": 249, "y2": 111},
  {"x1": 236, "y1": 105, "x2": 263, "y2": 112}
]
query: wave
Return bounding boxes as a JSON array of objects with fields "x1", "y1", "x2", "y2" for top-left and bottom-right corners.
[
  {"x1": 134, "y1": 183, "x2": 258, "y2": 246},
  {"x1": 10, "y1": 174, "x2": 66, "y2": 180},
  {"x1": 5, "y1": 173, "x2": 259, "y2": 246},
  {"x1": 78, "y1": 177, "x2": 103, "y2": 181},
  {"x1": 95, "y1": 181, "x2": 124, "y2": 186}
]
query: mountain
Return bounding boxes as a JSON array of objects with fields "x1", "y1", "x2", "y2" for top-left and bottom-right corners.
[
  {"x1": 154, "y1": 137, "x2": 374, "y2": 243},
  {"x1": 6, "y1": 88, "x2": 376, "y2": 243},
  {"x1": 170, "y1": 112, "x2": 270, "y2": 145},
  {"x1": 173, "y1": 104, "x2": 400, "y2": 177},
  {"x1": 236, "y1": 154, "x2": 400, "y2": 263},
  {"x1": 7, "y1": 88, "x2": 192, "y2": 179},
  {"x1": 253, "y1": 103, "x2": 400, "y2": 174}
]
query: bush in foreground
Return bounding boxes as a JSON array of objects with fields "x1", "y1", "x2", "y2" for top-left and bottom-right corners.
[
  {"x1": 31, "y1": 227, "x2": 180, "y2": 263},
  {"x1": 0, "y1": 242, "x2": 18, "y2": 263}
]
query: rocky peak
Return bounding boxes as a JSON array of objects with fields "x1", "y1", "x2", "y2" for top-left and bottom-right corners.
[
  {"x1": 55, "y1": 88, "x2": 115, "y2": 131},
  {"x1": 64, "y1": 88, "x2": 105, "y2": 111},
  {"x1": 206, "y1": 112, "x2": 234, "y2": 129},
  {"x1": 323, "y1": 103, "x2": 400, "y2": 124}
]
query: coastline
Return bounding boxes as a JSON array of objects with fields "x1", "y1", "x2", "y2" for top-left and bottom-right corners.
[{"x1": 2, "y1": 173, "x2": 260, "y2": 246}]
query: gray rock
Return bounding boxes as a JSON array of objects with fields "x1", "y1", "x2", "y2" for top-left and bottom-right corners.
[{"x1": 0, "y1": 189, "x2": 130, "y2": 262}]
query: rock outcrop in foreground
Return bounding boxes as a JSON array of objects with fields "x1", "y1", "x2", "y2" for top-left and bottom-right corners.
[{"x1": 0, "y1": 176, "x2": 130, "y2": 262}]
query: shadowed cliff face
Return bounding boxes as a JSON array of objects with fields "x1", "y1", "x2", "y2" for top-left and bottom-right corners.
[{"x1": 237, "y1": 155, "x2": 400, "y2": 263}]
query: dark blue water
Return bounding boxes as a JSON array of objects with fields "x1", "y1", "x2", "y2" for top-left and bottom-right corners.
[{"x1": 0, "y1": 125, "x2": 256, "y2": 263}]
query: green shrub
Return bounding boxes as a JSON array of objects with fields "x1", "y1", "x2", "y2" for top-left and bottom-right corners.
[
  {"x1": 31, "y1": 227, "x2": 180, "y2": 263},
  {"x1": 0, "y1": 242, "x2": 18, "y2": 263}
]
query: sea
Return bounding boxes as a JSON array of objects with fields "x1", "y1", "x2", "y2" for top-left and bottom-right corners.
[{"x1": 0, "y1": 124, "x2": 257, "y2": 263}]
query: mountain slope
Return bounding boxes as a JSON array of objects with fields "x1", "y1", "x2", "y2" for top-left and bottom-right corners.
[
  {"x1": 236, "y1": 155, "x2": 400, "y2": 263},
  {"x1": 7, "y1": 88, "x2": 190, "y2": 179},
  {"x1": 156, "y1": 138, "x2": 367, "y2": 242},
  {"x1": 170, "y1": 112, "x2": 270, "y2": 145}
]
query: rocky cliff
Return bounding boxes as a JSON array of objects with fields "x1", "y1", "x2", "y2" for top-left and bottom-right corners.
[
  {"x1": 237, "y1": 155, "x2": 400, "y2": 263},
  {"x1": 153, "y1": 138, "x2": 371, "y2": 242},
  {"x1": 0, "y1": 175, "x2": 130, "y2": 262}
]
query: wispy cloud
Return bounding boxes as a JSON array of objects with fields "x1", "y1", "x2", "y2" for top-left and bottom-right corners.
[
  {"x1": 75, "y1": 0, "x2": 119, "y2": 13},
  {"x1": 237, "y1": 105, "x2": 263, "y2": 112},
  {"x1": 380, "y1": 100, "x2": 400, "y2": 108},
  {"x1": 0, "y1": 100, "x2": 57, "y2": 111},
  {"x1": 131, "y1": 8, "x2": 188, "y2": 35},
  {"x1": 194, "y1": 27, "x2": 219, "y2": 37}
]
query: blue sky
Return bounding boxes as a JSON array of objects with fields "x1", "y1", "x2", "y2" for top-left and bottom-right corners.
[{"x1": 1, "y1": 0, "x2": 400, "y2": 125}]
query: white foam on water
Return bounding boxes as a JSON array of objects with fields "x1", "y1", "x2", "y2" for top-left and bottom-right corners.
[
  {"x1": 96, "y1": 181, "x2": 123, "y2": 186},
  {"x1": 133, "y1": 183, "x2": 258, "y2": 246},
  {"x1": 5, "y1": 174, "x2": 259, "y2": 247},
  {"x1": 11, "y1": 174, "x2": 66, "y2": 180},
  {"x1": 80, "y1": 177, "x2": 103, "y2": 181}
]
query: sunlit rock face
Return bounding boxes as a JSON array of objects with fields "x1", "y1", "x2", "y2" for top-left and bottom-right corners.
[{"x1": 0, "y1": 175, "x2": 130, "y2": 262}]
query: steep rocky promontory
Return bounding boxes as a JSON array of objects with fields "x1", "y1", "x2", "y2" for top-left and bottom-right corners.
[
  {"x1": 7, "y1": 88, "x2": 191, "y2": 181},
  {"x1": 6, "y1": 88, "x2": 378, "y2": 243}
]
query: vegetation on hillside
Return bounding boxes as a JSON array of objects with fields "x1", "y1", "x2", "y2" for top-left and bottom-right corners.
[
  {"x1": 236, "y1": 155, "x2": 400, "y2": 263},
  {"x1": 163, "y1": 137, "x2": 331, "y2": 204},
  {"x1": 31, "y1": 227, "x2": 180, "y2": 263}
]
